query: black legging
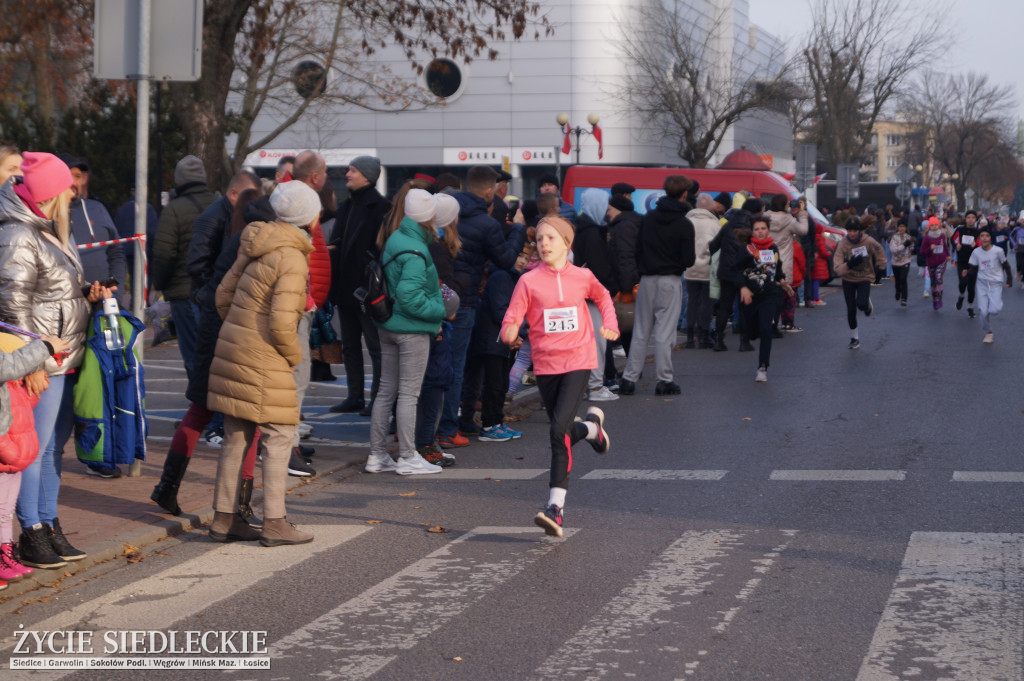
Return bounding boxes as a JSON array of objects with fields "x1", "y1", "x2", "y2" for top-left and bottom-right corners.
[
  {"x1": 842, "y1": 280, "x2": 872, "y2": 329},
  {"x1": 893, "y1": 264, "x2": 910, "y2": 301},
  {"x1": 957, "y1": 267, "x2": 977, "y2": 304},
  {"x1": 337, "y1": 303, "x2": 382, "y2": 401},
  {"x1": 535, "y1": 370, "x2": 589, "y2": 490},
  {"x1": 716, "y1": 282, "x2": 747, "y2": 341},
  {"x1": 741, "y1": 293, "x2": 780, "y2": 369}
]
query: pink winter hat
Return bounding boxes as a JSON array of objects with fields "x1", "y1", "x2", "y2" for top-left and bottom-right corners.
[{"x1": 21, "y1": 152, "x2": 74, "y2": 203}]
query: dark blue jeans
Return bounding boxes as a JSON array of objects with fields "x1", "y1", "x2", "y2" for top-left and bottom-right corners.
[
  {"x1": 438, "y1": 307, "x2": 476, "y2": 437},
  {"x1": 170, "y1": 299, "x2": 200, "y2": 380}
]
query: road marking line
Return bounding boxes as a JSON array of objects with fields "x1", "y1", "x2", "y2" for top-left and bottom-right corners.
[
  {"x1": 393, "y1": 468, "x2": 547, "y2": 480},
  {"x1": 266, "y1": 526, "x2": 575, "y2": 680},
  {"x1": 952, "y1": 471, "x2": 1024, "y2": 482},
  {"x1": 856, "y1": 532, "x2": 1024, "y2": 681},
  {"x1": 581, "y1": 469, "x2": 728, "y2": 480},
  {"x1": 770, "y1": 470, "x2": 906, "y2": 481},
  {"x1": 1, "y1": 526, "x2": 369, "y2": 678},
  {"x1": 534, "y1": 529, "x2": 797, "y2": 680}
]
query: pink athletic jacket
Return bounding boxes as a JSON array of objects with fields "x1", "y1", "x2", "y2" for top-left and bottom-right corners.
[{"x1": 501, "y1": 262, "x2": 618, "y2": 376}]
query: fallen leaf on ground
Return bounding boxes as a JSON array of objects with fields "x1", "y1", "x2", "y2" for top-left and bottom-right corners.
[
  {"x1": 453, "y1": 656, "x2": 463, "y2": 662},
  {"x1": 742, "y1": 417, "x2": 752, "y2": 421},
  {"x1": 398, "y1": 491, "x2": 416, "y2": 497},
  {"x1": 124, "y1": 543, "x2": 142, "y2": 563},
  {"x1": 366, "y1": 520, "x2": 383, "y2": 524},
  {"x1": 426, "y1": 525, "x2": 448, "y2": 533}
]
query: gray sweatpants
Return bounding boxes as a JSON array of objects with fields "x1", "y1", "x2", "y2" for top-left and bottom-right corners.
[
  {"x1": 293, "y1": 310, "x2": 312, "y2": 447},
  {"x1": 622, "y1": 274, "x2": 683, "y2": 384},
  {"x1": 370, "y1": 328, "x2": 430, "y2": 460}
]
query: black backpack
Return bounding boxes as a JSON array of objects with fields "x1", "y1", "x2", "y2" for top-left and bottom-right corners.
[{"x1": 353, "y1": 249, "x2": 426, "y2": 323}]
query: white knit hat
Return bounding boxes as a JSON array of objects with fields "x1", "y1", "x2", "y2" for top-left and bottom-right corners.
[
  {"x1": 405, "y1": 188, "x2": 437, "y2": 223},
  {"x1": 434, "y1": 193, "x2": 460, "y2": 229},
  {"x1": 270, "y1": 181, "x2": 321, "y2": 227}
]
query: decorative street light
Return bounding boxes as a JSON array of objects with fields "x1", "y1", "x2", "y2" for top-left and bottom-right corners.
[{"x1": 557, "y1": 112, "x2": 602, "y2": 165}]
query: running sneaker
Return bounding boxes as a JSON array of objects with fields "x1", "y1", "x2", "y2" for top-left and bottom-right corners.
[
  {"x1": 479, "y1": 425, "x2": 515, "y2": 442},
  {"x1": 364, "y1": 453, "x2": 398, "y2": 473},
  {"x1": 418, "y1": 444, "x2": 455, "y2": 468},
  {"x1": 287, "y1": 449, "x2": 316, "y2": 477},
  {"x1": 848, "y1": 338, "x2": 860, "y2": 350},
  {"x1": 395, "y1": 453, "x2": 443, "y2": 475},
  {"x1": 983, "y1": 333, "x2": 994, "y2": 344},
  {"x1": 864, "y1": 300, "x2": 873, "y2": 317},
  {"x1": 814, "y1": 299, "x2": 827, "y2": 306},
  {"x1": 437, "y1": 432, "x2": 470, "y2": 449},
  {"x1": 85, "y1": 466, "x2": 121, "y2": 478},
  {"x1": 584, "y1": 406, "x2": 610, "y2": 454},
  {"x1": 782, "y1": 325, "x2": 804, "y2": 333},
  {"x1": 203, "y1": 428, "x2": 224, "y2": 447},
  {"x1": 497, "y1": 424, "x2": 522, "y2": 439},
  {"x1": 534, "y1": 504, "x2": 564, "y2": 537},
  {"x1": 968, "y1": 308, "x2": 975, "y2": 319},
  {"x1": 587, "y1": 386, "x2": 620, "y2": 402},
  {"x1": 755, "y1": 366, "x2": 768, "y2": 382},
  {"x1": 612, "y1": 345, "x2": 626, "y2": 358}
]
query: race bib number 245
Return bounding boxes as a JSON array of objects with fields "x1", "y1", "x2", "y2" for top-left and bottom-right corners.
[{"x1": 544, "y1": 306, "x2": 579, "y2": 334}]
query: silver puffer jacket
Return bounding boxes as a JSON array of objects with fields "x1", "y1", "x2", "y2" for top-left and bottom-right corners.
[{"x1": 0, "y1": 182, "x2": 89, "y2": 375}]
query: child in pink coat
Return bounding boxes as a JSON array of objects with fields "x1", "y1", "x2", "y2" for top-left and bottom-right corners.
[{"x1": 501, "y1": 216, "x2": 619, "y2": 537}]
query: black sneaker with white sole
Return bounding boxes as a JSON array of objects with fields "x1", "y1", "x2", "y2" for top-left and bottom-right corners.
[
  {"x1": 287, "y1": 448, "x2": 316, "y2": 477},
  {"x1": 848, "y1": 338, "x2": 860, "y2": 350},
  {"x1": 534, "y1": 504, "x2": 563, "y2": 537}
]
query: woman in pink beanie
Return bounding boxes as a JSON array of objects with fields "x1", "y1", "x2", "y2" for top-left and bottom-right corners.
[{"x1": 0, "y1": 151, "x2": 116, "y2": 569}]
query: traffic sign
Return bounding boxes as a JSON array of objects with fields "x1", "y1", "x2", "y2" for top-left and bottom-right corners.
[
  {"x1": 894, "y1": 163, "x2": 915, "y2": 183},
  {"x1": 895, "y1": 185, "x2": 911, "y2": 202}
]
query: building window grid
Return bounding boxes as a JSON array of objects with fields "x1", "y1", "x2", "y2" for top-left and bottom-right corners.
[{"x1": 886, "y1": 134, "x2": 901, "y2": 147}]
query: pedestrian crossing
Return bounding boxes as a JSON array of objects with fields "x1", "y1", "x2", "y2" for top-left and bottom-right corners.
[
  {"x1": 4, "y1": 527, "x2": 1022, "y2": 680},
  {"x1": 402, "y1": 468, "x2": 1024, "y2": 483}
]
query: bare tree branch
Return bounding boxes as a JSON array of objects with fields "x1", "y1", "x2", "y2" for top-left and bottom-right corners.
[{"x1": 616, "y1": 0, "x2": 794, "y2": 168}]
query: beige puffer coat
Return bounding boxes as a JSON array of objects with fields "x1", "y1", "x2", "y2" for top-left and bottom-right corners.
[
  {"x1": 206, "y1": 221, "x2": 313, "y2": 425},
  {"x1": 0, "y1": 181, "x2": 90, "y2": 375}
]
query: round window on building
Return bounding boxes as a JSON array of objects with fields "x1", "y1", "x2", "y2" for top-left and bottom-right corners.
[
  {"x1": 292, "y1": 60, "x2": 327, "y2": 100},
  {"x1": 425, "y1": 58, "x2": 462, "y2": 99}
]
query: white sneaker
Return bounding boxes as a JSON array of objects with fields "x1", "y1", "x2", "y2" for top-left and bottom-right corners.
[
  {"x1": 983, "y1": 333, "x2": 994, "y2": 344},
  {"x1": 364, "y1": 453, "x2": 398, "y2": 473},
  {"x1": 297, "y1": 422, "x2": 313, "y2": 439},
  {"x1": 612, "y1": 346, "x2": 626, "y2": 358},
  {"x1": 587, "y1": 386, "x2": 619, "y2": 402},
  {"x1": 395, "y1": 453, "x2": 443, "y2": 475},
  {"x1": 755, "y1": 366, "x2": 768, "y2": 382}
]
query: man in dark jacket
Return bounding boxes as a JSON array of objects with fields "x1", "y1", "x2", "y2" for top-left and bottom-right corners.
[
  {"x1": 328, "y1": 155, "x2": 390, "y2": 415},
  {"x1": 437, "y1": 165, "x2": 525, "y2": 449},
  {"x1": 537, "y1": 172, "x2": 577, "y2": 221},
  {"x1": 152, "y1": 155, "x2": 220, "y2": 379},
  {"x1": 61, "y1": 155, "x2": 127, "y2": 307},
  {"x1": 186, "y1": 169, "x2": 261, "y2": 310},
  {"x1": 619, "y1": 175, "x2": 695, "y2": 396}
]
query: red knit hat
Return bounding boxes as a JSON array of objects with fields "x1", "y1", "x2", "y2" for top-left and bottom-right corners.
[{"x1": 20, "y1": 152, "x2": 74, "y2": 203}]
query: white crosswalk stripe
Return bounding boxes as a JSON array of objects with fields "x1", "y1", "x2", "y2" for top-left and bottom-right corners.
[
  {"x1": 857, "y1": 532, "x2": 1024, "y2": 681},
  {"x1": 533, "y1": 528, "x2": 798, "y2": 679},
  {"x1": 770, "y1": 469, "x2": 907, "y2": 481},
  {"x1": 581, "y1": 469, "x2": 728, "y2": 480},
  {"x1": 266, "y1": 526, "x2": 576, "y2": 680}
]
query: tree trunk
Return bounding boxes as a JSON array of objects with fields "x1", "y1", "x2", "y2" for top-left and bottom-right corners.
[{"x1": 166, "y1": 1, "x2": 254, "y2": 191}]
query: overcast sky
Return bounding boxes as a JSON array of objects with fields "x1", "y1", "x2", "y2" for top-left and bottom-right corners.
[{"x1": 748, "y1": 0, "x2": 1024, "y2": 122}]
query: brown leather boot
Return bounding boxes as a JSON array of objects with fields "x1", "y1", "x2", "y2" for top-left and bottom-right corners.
[
  {"x1": 259, "y1": 517, "x2": 313, "y2": 547},
  {"x1": 208, "y1": 512, "x2": 260, "y2": 542}
]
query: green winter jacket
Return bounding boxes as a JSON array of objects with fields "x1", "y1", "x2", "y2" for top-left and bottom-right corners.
[
  {"x1": 151, "y1": 183, "x2": 219, "y2": 300},
  {"x1": 378, "y1": 217, "x2": 445, "y2": 336}
]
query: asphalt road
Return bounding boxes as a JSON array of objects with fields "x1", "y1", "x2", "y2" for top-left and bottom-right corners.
[{"x1": 3, "y1": 273, "x2": 1023, "y2": 681}]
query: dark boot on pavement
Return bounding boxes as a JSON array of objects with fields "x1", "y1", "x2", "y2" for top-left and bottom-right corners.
[
  {"x1": 151, "y1": 449, "x2": 189, "y2": 515},
  {"x1": 329, "y1": 396, "x2": 365, "y2": 413},
  {"x1": 209, "y1": 511, "x2": 261, "y2": 542},
  {"x1": 683, "y1": 327, "x2": 695, "y2": 349},
  {"x1": 699, "y1": 331, "x2": 715, "y2": 349},
  {"x1": 237, "y1": 478, "x2": 263, "y2": 530},
  {"x1": 18, "y1": 524, "x2": 67, "y2": 569},
  {"x1": 713, "y1": 330, "x2": 728, "y2": 352},
  {"x1": 48, "y1": 518, "x2": 86, "y2": 561},
  {"x1": 259, "y1": 517, "x2": 314, "y2": 547}
]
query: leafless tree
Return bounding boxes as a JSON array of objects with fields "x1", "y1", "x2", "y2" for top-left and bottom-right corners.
[
  {"x1": 168, "y1": 0, "x2": 552, "y2": 186},
  {"x1": 900, "y1": 71, "x2": 1020, "y2": 209},
  {"x1": 801, "y1": 0, "x2": 944, "y2": 175},
  {"x1": 617, "y1": 0, "x2": 795, "y2": 168}
]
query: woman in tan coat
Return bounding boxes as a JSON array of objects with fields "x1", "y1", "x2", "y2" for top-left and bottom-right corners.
[{"x1": 206, "y1": 181, "x2": 318, "y2": 547}]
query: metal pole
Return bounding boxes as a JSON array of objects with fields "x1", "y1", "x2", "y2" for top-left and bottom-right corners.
[{"x1": 130, "y1": 0, "x2": 151, "y2": 477}]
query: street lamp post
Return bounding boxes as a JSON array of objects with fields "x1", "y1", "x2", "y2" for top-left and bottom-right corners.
[{"x1": 557, "y1": 112, "x2": 600, "y2": 165}]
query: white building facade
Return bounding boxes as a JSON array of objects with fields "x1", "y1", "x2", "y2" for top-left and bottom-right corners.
[{"x1": 236, "y1": 0, "x2": 792, "y2": 196}]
